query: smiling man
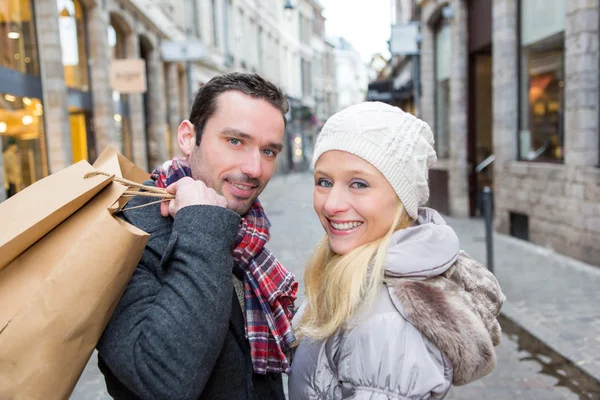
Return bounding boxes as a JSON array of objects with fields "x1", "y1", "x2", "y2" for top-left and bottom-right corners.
[{"x1": 97, "y1": 73, "x2": 297, "y2": 400}]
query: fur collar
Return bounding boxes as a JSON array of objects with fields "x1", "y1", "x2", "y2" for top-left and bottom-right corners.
[{"x1": 385, "y1": 250, "x2": 505, "y2": 386}]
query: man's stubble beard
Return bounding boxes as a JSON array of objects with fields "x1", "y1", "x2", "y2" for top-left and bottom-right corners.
[{"x1": 189, "y1": 152, "x2": 265, "y2": 216}]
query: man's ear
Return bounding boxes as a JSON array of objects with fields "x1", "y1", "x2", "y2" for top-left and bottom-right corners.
[{"x1": 178, "y1": 120, "x2": 196, "y2": 156}]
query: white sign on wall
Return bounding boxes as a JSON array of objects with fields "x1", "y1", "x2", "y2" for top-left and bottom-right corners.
[
  {"x1": 161, "y1": 40, "x2": 205, "y2": 62},
  {"x1": 390, "y1": 22, "x2": 420, "y2": 56}
]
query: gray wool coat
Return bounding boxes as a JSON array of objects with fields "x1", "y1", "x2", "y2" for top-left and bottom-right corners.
[{"x1": 289, "y1": 209, "x2": 505, "y2": 400}]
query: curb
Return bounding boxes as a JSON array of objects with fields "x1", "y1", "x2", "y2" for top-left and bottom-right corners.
[{"x1": 500, "y1": 303, "x2": 600, "y2": 386}]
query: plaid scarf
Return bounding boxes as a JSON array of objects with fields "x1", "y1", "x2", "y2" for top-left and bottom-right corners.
[{"x1": 151, "y1": 158, "x2": 297, "y2": 374}]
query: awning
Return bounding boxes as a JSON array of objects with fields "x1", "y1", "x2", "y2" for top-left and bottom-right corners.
[{"x1": 367, "y1": 79, "x2": 413, "y2": 103}]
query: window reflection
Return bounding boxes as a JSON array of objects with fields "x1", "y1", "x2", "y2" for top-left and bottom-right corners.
[
  {"x1": 0, "y1": 0, "x2": 40, "y2": 75},
  {"x1": 1, "y1": 93, "x2": 48, "y2": 198},
  {"x1": 519, "y1": 35, "x2": 564, "y2": 162}
]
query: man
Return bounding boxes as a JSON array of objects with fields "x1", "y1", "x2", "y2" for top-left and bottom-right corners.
[{"x1": 97, "y1": 73, "x2": 297, "y2": 399}]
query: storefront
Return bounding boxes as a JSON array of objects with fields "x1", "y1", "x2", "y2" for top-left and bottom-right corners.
[
  {"x1": 518, "y1": 0, "x2": 565, "y2": 162},
  {"x1": 0, "y1": 0, "x2": 48, "y2": 199},
  {"x1": 365, "y1": 59, "x2": 414, "y2": 111}
]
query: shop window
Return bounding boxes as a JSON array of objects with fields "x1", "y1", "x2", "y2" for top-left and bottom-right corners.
[
  {"x1": 1, "y1": 93, "x2": 48, "y2": 198},
  {"x1": 0, "y1": 0, "x2": 40, "y2": 75},
  {"x1": 57, "y1": 0, "x2": 89, "y2": 91},
  {"x1": 434, "y1": 20, "x2": 451, "y2": 158},
  {"x1": 518, "y1": 0, "x2": 565, "y2": 162}
]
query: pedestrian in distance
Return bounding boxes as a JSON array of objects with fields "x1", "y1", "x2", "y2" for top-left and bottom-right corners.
[
  {"x1": 97, "y1": 72, "x2": 297, "y2": 400},
  {"x1": 289, "y1": 102, "x2": 506, "y2": 399}
]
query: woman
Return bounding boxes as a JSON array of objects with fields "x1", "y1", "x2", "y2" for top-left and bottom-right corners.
[{"x1": 289, "y1": 102, "x2": 505, "y2": 399}]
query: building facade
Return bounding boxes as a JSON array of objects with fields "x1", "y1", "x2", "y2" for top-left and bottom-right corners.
[
  {"x1": 332, "y1": 36, "x2": 370, "y2": 111},
  {"x1": 0, "y1": 0, "x2": 337, "y2": 201},
  {"x1": 407, "y1": 0, "x2": 600, "y2": 265},
  {"x1": 0, "y1": 0, "x2": 192, "y2": 202}
]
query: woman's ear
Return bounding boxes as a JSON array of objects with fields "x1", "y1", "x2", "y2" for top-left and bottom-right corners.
[{"x1": 178, "y1": 120, "x2": 196, "y2": 156}]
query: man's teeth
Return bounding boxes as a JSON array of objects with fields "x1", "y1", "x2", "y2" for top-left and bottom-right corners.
[
  {"x1": 230, "y1": 182, "x2": 253, "y2": 190},
  {"x1": 330, "y1": 221, "x2": 362, "y2": 230}
]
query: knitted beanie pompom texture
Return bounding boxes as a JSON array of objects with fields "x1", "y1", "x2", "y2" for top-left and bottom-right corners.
[{"x1": 312, "y1": 102, "x2": 437, "y2": 220}]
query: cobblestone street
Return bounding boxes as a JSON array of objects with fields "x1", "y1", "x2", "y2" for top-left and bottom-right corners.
[{"x1": 72, "y1": 173, "x2": 599, "y2": 399}]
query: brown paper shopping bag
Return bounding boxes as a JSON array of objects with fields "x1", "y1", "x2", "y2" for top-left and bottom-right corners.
[
  {"x1": 0, "y1": 161, "x2": 113, "y2": 271},
  {"x1": 0, "y1": 147, "x2": 153, "y2": 399}
]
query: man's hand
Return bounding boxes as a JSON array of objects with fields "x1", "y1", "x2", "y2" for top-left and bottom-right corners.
[{"x1": 160, "y1": 177, "x2": 228, "y2": 218}]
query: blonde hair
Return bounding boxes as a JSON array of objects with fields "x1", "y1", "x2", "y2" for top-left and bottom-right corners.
[{"x1": 295, "y1": 203, "x2": 413, "y2": 342}]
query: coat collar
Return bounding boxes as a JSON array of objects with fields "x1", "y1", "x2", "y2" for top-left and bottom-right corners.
[{"x1": 385, "y1": 250, "x2": 505, "y2": 386}]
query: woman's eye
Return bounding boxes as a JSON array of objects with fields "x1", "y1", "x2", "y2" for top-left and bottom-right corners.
[
  {"x1": 316, "y1": 179, "x2": 333, "y2": 188},
  {"x1": 229, "y1": 138, "x2": 242, "y2": 146},
  {"x1": 350, "y1": 181, "x2": 368, "y2": 189}
]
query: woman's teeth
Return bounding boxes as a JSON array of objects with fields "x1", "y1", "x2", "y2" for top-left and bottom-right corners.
[{"x1": 330, "y1": 221, "x2": 362, "y2": 231}]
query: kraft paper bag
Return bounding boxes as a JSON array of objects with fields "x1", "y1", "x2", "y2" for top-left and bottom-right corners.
[
  {"x1": 0, "y1": 161, "x2": 113, "y2": 272},
  {"x1": 0, "y1": 147, "x2": 152, "y2": 399}
]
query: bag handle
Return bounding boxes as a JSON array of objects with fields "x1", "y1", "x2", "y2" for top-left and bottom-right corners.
[{"x1": 84, "y1": 171, "x2": 175, "y2": 212}]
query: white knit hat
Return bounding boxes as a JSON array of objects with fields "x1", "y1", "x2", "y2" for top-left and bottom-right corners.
[{"x1": 312, "y1": 102, "x2": 437, "y2": 220}]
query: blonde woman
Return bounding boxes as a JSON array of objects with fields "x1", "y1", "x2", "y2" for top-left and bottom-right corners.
[{"x1": 289, "y1": 102, "x2": 505, "y2": 399}]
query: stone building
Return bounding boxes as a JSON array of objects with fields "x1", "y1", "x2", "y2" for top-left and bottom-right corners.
[
  {"x1": 0, "y1": 0, "x2": 191, "y2": 203},
  {"x1": 408, "y1": 0, "x2": 600, "y2": 265}
]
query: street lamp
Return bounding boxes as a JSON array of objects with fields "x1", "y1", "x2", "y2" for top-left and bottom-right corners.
[
  {"x1": 284, "y1": 0, "x2": 294, "y2": 19},
  {"x1": 283, "y1": 0, "x2": 294, "y2": 11}
]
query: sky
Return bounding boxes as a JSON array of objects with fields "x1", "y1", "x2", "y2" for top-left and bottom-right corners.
[{"x1": 319, "y1": 0, "x2": 392, "y2": 63}]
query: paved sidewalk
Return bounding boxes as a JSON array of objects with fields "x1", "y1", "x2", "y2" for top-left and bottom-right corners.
[{"x1": 444, "y1": 213, "x2": 600, "y2": 384}]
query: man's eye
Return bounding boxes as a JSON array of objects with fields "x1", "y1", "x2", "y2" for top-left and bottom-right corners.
[
  {"x1": 228, "y1": 138, "x2": 242, "y2": 146},
  {"x1": 316, "y1": 179, "x2": 333, "y2": 188},
  {"x1": 262, "y1": 149, "x2": 276, "y2": 157}
]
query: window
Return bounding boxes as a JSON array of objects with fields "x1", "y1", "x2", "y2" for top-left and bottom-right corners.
[
  {"x1": 1, "y1": 94, "x2": 48, "y2": 198},
  {"x1": 58, "y1": 0, "x2": 93, "y2": 163},
  {"x1": 108, "y1": 23, "x2": 132, "y2": 159},
  {"x1": 434, "y1": 21, "x2": 450, "y2": 158},
  {"x1": 518, "y1": 0, "x2": 566, "y2": 162},
  {"x1": 223, "y1": 0, "x2": 232, "y2": 64},
  {"x1": 257, "y1": 26, "x2": 263, "y2": 73},
  {"x1": 313, "y1": 13, "x2": 324, "y2": 38},
  {"x1": 301, "y1": 58, "x2": 312, "y2": 97},
  {"x1": 212, "y1": 0, "x2": 219, "y2": 48},
  {"x1": 0, "y1": 0, "x2": 40, "y2": 75},
  {"x1": 57, "y1": 0, "x2": 89, "y2": 91},
  {"x1": 1, "y1": 0, "x2": 48, "y2": 196},
  {"x1": 237, "y1": 8, "x2": 245, "y2": 66}
]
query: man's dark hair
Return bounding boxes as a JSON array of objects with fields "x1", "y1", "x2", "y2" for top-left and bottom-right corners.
[{"x1": 189, "y1": 72, "x2": 289, "y2": 145}]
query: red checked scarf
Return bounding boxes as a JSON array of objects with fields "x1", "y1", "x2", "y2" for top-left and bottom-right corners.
[{"x1": 151, "y1": 157, "x2": 298, "y2": 374}]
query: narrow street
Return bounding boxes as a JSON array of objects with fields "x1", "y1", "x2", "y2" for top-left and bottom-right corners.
[{"x1": 72, "y1": 172, "x2": 597, "y2": 399}]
